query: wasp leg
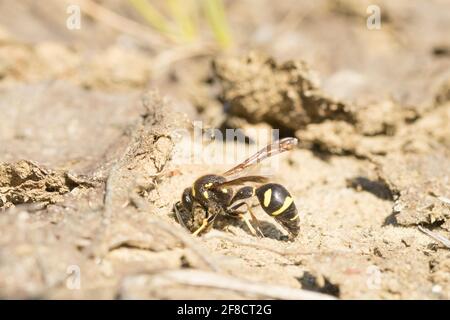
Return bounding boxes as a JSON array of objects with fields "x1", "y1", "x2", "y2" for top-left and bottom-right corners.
[
  {"x1": 192, "y1": 218, "x2": 209, "y2": 236},
  {"x1": 192, "y1": 211, "x2": 218, "y2": 236},
  {"x1": 244, "y1": 203, "x2": 265, "y2": 237},
  {"x1": 228, "y1": 202, "x2": 264, "y2": 237},
  {"x1": 241, "y1": 214, "x2": 259, "y2": 237},
  {"x1": 228, "y1": 186, "x2": 264, "y2": 236}
]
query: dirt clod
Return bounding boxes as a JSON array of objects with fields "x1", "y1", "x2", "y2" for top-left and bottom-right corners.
[
  {"x1": 0, "y1": 160, "x2": 93, "y2": 209},
  {"x1": 213, "y1": 52, "x2": 355, "y2": 131},
  {"x1": 376, "y1": 152, "x2": 450, "y2": 231}
]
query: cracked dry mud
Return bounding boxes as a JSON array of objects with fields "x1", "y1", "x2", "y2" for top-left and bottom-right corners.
[{"x1": 1, "y1": 0, "x2": 450, "y2": 300}]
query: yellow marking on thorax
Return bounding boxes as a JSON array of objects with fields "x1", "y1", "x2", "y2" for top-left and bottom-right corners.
[
  {"x1": 203, "y1": 191, "x2": 209, "y2": 199},
  {"x1": 221, "y1": 188, "x2": 228, "y2": 193},
  {"x1": 191, "y1": 186, "x2": 196, "y2": 197},
  {"x1": 204, "y1": 182, "x2": 213, "y2": 188},
  {"x1": 263, "y1": 189, "x2": 272, "y2": 207},
  {"x1": 271, "y1": 196, "x2": 293, "y2": 216}
]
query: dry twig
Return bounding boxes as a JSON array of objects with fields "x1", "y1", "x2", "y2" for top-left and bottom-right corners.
[
  {"x1": 131, "y1": 194, "x2": 221, "y2": 272},
  {"x1": 437, "y1": 196, "x2": 450, "y2": 205},
  {"x1": 77, "y1": 0, "x2": 169, "y2": 46},
  {"x1": 418, "y1": 225, "x2": 450, "y2": 249},
  {"x1": 154, "y1": 269, "x2": 337, "y2": 300}
]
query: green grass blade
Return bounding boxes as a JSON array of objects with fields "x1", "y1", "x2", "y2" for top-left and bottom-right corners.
[
  {"x1": 201, "y1": 0, "x2": 233, "y2": 48},
  {"x1": 128, "y1": 0, "x2": 171, "y2": 35},
  {"x1": 167, "y1": 0, "x2": 198, "y2": 41}
]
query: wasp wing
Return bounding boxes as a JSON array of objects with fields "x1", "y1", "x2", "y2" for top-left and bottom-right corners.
[{"x1": 212, "y1": 175, "x2": 269, "y2": 189}]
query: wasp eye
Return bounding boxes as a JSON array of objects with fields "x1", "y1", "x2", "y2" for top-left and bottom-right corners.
[{"x1": 181, "y1": 188, "x2": 193, "y2": 212}]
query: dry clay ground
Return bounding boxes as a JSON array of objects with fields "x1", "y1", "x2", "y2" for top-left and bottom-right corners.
[{"x1": 0, "y1": 0, "x2": 450, "y2": 299}]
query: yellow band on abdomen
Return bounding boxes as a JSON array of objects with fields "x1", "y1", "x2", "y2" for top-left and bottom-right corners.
[
  {"x1": 271, "y1": 196, "x2": 293, "y2": 216},
  {"x1": 263, "y1": 189, "x2": 272, "y2": 207}
]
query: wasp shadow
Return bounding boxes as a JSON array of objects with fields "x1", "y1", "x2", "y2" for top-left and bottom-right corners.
[
  {"x1": 296, "y1": 271, "x2": 340, "y2": 297},
  {"x1": 215, "y1": 215, "x2": 288, "y2": 241},
  {"x1": 346, "y1": 176, "x2": 393, "y2": 201}
]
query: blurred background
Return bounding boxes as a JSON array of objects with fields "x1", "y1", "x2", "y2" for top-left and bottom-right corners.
[{"x1": 1, "y1": 0, "x2": 449, "y2": 110}]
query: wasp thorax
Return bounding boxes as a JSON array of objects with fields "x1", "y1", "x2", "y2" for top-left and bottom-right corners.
[{"x1": 192, "y1": 174, "x2": 229, "y2": 205}]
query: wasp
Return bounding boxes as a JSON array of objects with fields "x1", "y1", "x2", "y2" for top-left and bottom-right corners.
[{"x1": 173, "y1": 137, "x2": 300, "y2": 239}]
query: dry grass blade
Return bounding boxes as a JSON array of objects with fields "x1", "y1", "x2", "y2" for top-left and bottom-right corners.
[
  {"x1": 77, "y1": 0, "x2": 170, "y2": 47},
  {"x1": 418, "y1": 225, "x2": 450, "y2": 249},
  {"x1": 156, "y1": 269, "x2": 337, "y2": 300},
  {"x1": 151, "y1": 41, "x2": 217, "y2": 77},
  {"x1": 437, "y1": 196, "x2": 450, "y2": 205}
]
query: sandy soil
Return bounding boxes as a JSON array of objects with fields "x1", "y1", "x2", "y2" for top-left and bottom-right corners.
[{"x1": 0, "y1": 0, "x2": 449, "y2": 299}]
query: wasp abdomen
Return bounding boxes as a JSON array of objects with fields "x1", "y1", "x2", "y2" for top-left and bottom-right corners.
[{"x1": 255, "y1": 183, "x2": 300, "y2": 237}]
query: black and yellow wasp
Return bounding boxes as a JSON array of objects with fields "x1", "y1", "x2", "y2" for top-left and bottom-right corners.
[{"x1": 173, "y1": 137, "x2": 300, "y2": 239}]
